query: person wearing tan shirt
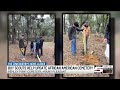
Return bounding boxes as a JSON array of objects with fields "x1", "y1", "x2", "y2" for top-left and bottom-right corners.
[{"x1": 81, "y1": 21, "x2": 91, "y2": 54}]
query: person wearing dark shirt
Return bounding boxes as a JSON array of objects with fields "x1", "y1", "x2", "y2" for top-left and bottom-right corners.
[
  {"x1": 39, "y1": 36, "x2": 44, "y2": 56},
  {"x1": 23, "y1": 39, "x2": 27, "y2": 56},
  {"x1": 35, "y1": 37, "x2": 40, "y2": 58},
  {"x1": 30, "y1": 41, "x2": 34, "y2": 55},
  {"x1": 68, "y1": 22, "x2": 83, "y2": 56},
  {"x1": 19, "y1": 34, "x2": 25, "y2": 60}
]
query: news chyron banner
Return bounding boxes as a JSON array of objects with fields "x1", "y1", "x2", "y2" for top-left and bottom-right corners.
[{"x1": 7, "y1": 62, "x2": 113, "y2": 74}]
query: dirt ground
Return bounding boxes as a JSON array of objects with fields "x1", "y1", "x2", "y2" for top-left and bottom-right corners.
[
  {"x1": 63, "y1": 34, "x2": 109, "y2": 77},
  {"x1": 1, "y1": 34, "x2": 119, "y2": 78},
  {"x1": 9, "y1": 41, "x2": 55, "y2": 77}
]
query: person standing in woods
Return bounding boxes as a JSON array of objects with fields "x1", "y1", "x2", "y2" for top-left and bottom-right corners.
[
  {"x1": 81, "y1": 20, "x2": 91, "y2": 54},
  {"x1": 23, "y1": 35, "x2": 27, "y2": 56},
  {"x1": 30, "y1": 40, "x2": 34, "y2": 55},
  {"x1": 35, "y1": 37, "x2": 40, "y2": 58},
  {"x1": 19, "y1": 34, "x2": 25, "y2": 60},
  {"x1": 68, "y1": 22, "x2": 83, "y2": 56},
  {"x1": 104, "y1": 20, "x2": 110, "y2": 64},
  {"x1": 39, "y1": 36, "x2": 44, "y2": 56}
]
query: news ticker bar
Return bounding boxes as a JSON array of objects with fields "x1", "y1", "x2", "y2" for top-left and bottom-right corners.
[
  {"x1": 7, "y1": 62, "x2": 113, "y2": 74},
  {"x1": 7, "y1": 62, "x2": 47, "y2": 66}
]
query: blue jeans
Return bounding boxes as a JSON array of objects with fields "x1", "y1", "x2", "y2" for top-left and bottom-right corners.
[
  {"x1": 71, "y1": 38, "x2": 76, "y2": 55},
  {"x1": 35, "y1": 49, "x2": 40, "y2": 57}
]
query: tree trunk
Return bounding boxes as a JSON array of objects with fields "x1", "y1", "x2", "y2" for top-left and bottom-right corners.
[
  {"x1": 30, "y1": 15, "x2": 33, "y2": 39},
  {"x1": 89, "y1": 15, "x2": 92, "y2": 31},
  {"x1": 96, "y1": 15, "x2": 100, "y2": 36},
  {"x1": 12, "y1": 28, "x2": 16, "y2": 44},
  {"x1": 80, "y1": 14, "x2": 82, "y2": 27},
  {"x1": 105, "y1": 14, "x2": 109, "y2": 28},
  {"x1": 102, "y1": 14, "x2": 105, "y2": 34},
  {"x1": 18, "y1": 28, "x2": 19, "y2": 40},
  {"x1": 26, "y1": 15, "x2": 29, "y2": 43},
  {"x1": 17, "y1": 15, "x2": 21, "y2": 40},
  {"x1": 35, "y1": 30, "x2": 37, "y2": 38},
  {"x1": 100, "y1": 14, "x2": 104, "y2": 34},
  {"x1": 12, "y1": 14, "x2": 16, "y2": 44},
  {"x1": 86, "y1": 14, "x2": 89, "y2": 20},
  {"x1": 69, "y1": 14, "x2": 75, "y2": 26},
  {"x1": 63, "y1": 14, "x2": 66, "y2": 35}
]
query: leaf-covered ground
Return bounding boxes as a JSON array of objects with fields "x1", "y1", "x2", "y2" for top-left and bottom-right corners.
[
  {"x1": 63, "y1": 34, "x2": 109, "y2": 77},
  {"x1": 9, "y1": 41, "x2": 55, "y2": 77}
]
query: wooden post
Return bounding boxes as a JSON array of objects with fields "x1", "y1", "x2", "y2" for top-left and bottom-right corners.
[
  {"x1": 37, "y1": 55, "x2": 41, "y2": 62},
  {"x1": 83, "y1": 31, "x2": 87, "y2": 55}
]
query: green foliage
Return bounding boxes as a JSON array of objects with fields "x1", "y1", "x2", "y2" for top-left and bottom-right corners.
[
  {"x1": 64, "y1": 14, "x2": 110, "y2": 34},
  {"x1": 9, "y1": 14, "x2": 55, "y2": 42}
]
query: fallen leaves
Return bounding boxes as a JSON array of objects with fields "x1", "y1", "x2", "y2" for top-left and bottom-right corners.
[
  {"x1": 9, "y1": 42, "x2": 55, "y2": 77},
  {"x1": 63, "y1": 34, "x2": 109, "y2": 77}
]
